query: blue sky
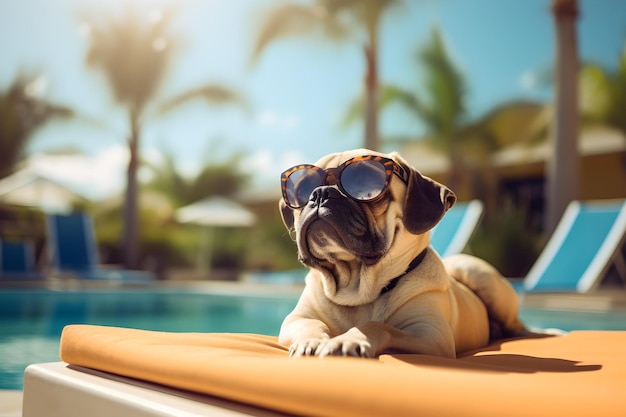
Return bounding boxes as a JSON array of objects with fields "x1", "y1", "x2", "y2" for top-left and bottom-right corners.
[{"x1": 1, "y1": 0, "x2": 625, "y2": 198}]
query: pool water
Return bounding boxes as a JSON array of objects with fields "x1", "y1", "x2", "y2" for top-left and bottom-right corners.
[
  {"x1": 0, "y1": 288, "x2": 297, "y2": 390},
  {"x1": 1, "y1": 288, "x2": 626, "y2": 390}
]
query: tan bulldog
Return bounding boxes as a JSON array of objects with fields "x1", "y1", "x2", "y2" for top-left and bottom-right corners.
[{"x1": 277, "y1": 149, "x2": 530, "y2": 358}]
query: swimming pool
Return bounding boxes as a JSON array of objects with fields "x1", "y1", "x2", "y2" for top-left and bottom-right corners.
[
  {"x1": 0, "y1": 287, "x2": 297, "y2": 390},
  {"x1": 2, "y1": 287, "x2": 626, "y2": 390}
]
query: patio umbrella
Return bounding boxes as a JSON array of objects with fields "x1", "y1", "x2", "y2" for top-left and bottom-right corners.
[
  {"x1": 0, "y1": 171, "x2": 88, "y2": 213},
  {"x1": 175, "y1": 196, "x2": 256, "y2": 277},
  {"x1": 175, "y1": 196, "x2": 256, "y2": 227}
]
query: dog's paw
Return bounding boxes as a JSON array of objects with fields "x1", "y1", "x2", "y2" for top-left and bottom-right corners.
[
  {"x1": 315, "y1": 335, "x2": 373, "y2": 358},
  {"x1": 288, "y1": 338, "x2": 326, "y2": 358}
]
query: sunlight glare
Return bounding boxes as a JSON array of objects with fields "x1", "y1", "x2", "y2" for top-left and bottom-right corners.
[
  {"x1": 148, "y1": 8, "x2": 164, "y2": 24},
  {"x1": 24, "y1": 75, "x2": 48, "y2": 98},
  {"x1": 152, "y1": 37, "x2": 168, "y2": 52}
]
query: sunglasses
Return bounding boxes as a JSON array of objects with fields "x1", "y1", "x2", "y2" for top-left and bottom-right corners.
[{"x1": 281, "y1": 155, "x2": 410, "y2": 209}]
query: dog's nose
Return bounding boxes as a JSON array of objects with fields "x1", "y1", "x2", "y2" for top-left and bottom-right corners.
[{"x1": 310, "y1": 186, "x2": 342, "y2": 207}]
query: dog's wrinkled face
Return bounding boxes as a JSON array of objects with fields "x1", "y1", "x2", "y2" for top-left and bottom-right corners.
[{"x1": 280, "y1": 149, "x2": 456, "y2": 306}]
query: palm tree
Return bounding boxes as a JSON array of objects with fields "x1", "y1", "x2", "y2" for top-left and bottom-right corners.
[
  {"x1": 0, "y1": 74, "x2": 73, "y2": 179},
  {"x1": 579, "y1": 43, "x2": 626, "y2": 136},
  {"x1": 251, "y1": 0, "x2": 401, "y2": 151},
  {"x1": 145, "y1": 148, "x2": 250, "y2": 208},
  {"x1": 388, "y1": 27, "x2": 469, "y2": 153},
  {"x1": 350, "y1": 27, "x2": 493, "y2": 195},
  {"x1": 545, "y1": 0, "x2": 580, "y2": 233},
  {"x1": 85, "y1": 7, "x2": 246, "y2": 269}
]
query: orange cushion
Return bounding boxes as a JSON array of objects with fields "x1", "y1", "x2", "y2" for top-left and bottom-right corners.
[{"x1": 60, "y1": 325, "x2": 626, "y2": 417}]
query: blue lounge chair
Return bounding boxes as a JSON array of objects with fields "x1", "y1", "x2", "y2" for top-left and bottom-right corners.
[
  {"x1": 0, "y1": 239, "x2": 41, "y2": 280},
  {"x1": 46, "y1": 213, "x2": 154, "y2": 282},
  {"x1": 430, "y1": 200, "x2": 484, "y2": 257},
  {"x1": 523, "y1": 200, "x2": 626, "y2": 293}
]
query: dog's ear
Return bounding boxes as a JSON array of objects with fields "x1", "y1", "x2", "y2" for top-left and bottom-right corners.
[
  {"x1": 279, "y1": 199, "x2": 295, "y2": 231},
  {"x1": 400, "y1": 162, "x2": 456, "y2": 235}
]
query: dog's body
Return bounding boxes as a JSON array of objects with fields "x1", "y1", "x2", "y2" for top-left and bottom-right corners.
[{"x1": 279, "y1": 149, "x2": 528, "y2": 358}]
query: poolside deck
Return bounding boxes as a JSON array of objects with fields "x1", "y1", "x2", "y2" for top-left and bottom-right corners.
[
  {"x1": 0, "y1": 390, "x2": 21, "y2": 417},
  {"x1": 520, "y1": 287, "x2": 626, "y2": 312}
]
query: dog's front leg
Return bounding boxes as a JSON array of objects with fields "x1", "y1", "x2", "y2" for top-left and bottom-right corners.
[
  {"x1": 315, "y1": 326, "x2": 375, "y2": 358},
  {"x1": 316, "y1": 320, "x2": 456, "y2": 358},
  {"x1": 279, "y1": 316, "x2": 332, "y2": 357}
]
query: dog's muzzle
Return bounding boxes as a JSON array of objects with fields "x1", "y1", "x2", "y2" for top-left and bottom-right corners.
[{"x1": 296, "y1": 186, "x2": 386, "y2": 267}]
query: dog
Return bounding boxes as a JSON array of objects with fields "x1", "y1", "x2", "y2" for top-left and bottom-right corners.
[{"x1": 277, "y1": 149, "x2": 530, "y2": 359}]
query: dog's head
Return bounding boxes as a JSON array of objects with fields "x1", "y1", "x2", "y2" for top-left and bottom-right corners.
[{"x1": 279, "y1": 149, "x2": 456, "y2": 305}]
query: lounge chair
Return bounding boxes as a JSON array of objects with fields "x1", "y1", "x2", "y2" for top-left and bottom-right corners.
[
  {"x1": 22, "y1": 325, "x2": 626, "y2": 416},
  {"x1": 523, "y1": 199, "x2": 626, "y2": 292},
  {"x1": 0, "y1": 239, "x2": 41, "y2": 280},
  {"x1": 430, "y1": 199, "x2": 484, "y2": 257},
  {"x1": 46, "y1": 213, "x2": 154, "y2": 282}
]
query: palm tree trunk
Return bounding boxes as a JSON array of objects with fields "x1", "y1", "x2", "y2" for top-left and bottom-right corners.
[
  {"x1": 122, "y1": 112, "x2": 140, "y2": 269},
  {"x1": 546, "y1": 0, "x2": 580, "y2": 233},
  {"x1": 363, "y1": 35, "x2": 380, "y2": 151}
]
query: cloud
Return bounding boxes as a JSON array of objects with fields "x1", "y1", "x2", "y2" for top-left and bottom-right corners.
[
  {"x1": 20, "y1": 146, "x2": 306, "y2": 203},
  {"x1": 519, "y1": 70, "x2": 538, "y2": 91},
  {"x1": 240, "y1": 149, "x2": 305, "y2": 186},
  {"x1": 255, "y1": 110, "x2": 300, "y2": 131},
  {"x1": 279, "y1": 150, "x2": 305, "y2": 169},
  {"x1": 519, "y1": 67, "x2": 552, "y2": 92},
  {"x1": 24, "y1": 75, "x2": 48, "y2": 98},
  {"x1": 25, "y1": 146, "x2": 129, "y2": 200}
]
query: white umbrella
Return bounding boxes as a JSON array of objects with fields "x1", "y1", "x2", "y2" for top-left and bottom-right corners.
[
  {"x1": 175, "y1": 196, "x2": 256, "y2": 277},
  {"x1": 0, "y1": 171, "x2": 87, "y2": 213},
  {"x1": 175, "y1": 196, "x2": 256, "y2": 227}
]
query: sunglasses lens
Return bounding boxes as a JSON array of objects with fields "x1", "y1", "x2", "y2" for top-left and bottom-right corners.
[
  {"x1": 341, "y1": 160, "x2": 387, "y2": 201},
  {"x1": 285, "y1": 168, "x2": 324, "y2": 207}
]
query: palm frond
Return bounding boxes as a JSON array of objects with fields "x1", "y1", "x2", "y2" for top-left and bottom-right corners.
[
  {"x1": 579, "y1": 44, "x2": 626, "y2": 135},
  {"x1": 250, "y1": 3, "x2": 326, "y2": 65},
  {"x1": 411, "y1": 27, "x2": 468, "y2": 148},
  {"x1": 85, "y1": 7, "x2": 181, "y2": 114},
  {"x1": 160, "y1": 84, "x2": 249, "y2": 115},
  {"x1": 144, "y1": 150, "x2": 190, "y2": 207},
  {"x1": 579, "y1": 63, "x2": 611, "y2": 122},
  {"x1": 321, "y1": 0, "x2": 401, "y2": 32},
  {"x1": 339, "y1": 95, "x2": 364, "y2": 128},
  {"x1": 0, "y1": 74, "x2": 75, "y2": 178},
  {"x1": 379, "y1": 84, "x2": 420, "y2": 114},
  {"x1": 340, "y1": 83, "x2": 422, "y2": 128}
]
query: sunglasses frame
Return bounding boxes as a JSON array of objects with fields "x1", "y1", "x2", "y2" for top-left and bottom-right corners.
[{"x1": 280, "y1": 155, "x2": 410, "y2": 209}]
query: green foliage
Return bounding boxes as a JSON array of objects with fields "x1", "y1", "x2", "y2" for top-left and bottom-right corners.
[
  {"x1": 372, "y1": 26, "x2": 469, "y2": 152},
  {"x1": 251, "y1": 0, "x2": 402, "y2": 150},
  {"x1": 143, "y1": 152, "x2": 188, "y2": 207},
  {"x1": 95, "y1": 207, "x2": 196, "y2": 278},
  {"x1": 160, "y1": 85, "x2": 249, "y2": 115},
  {"x1": 579, "y1": 44, "x2": 626, "y2": 135},
  {"x1": 244, "y1": 206, "x2": 302, "y2": 271},
  {"x1": 251, "y1": 1, "x2": 403, "y2": 64},
  {"x1": 250, "y1": 3, "x2": 327, "y2": 65},
  {"x1": 0, "y1": 74, "x2": 73, "y2": 179},
  {"x1": 92, "y1": 197, "x2": 299, "y2": 277},
  {"x1": 84, "y1": 6, "x2": 247, "y2": 268},
  {"x1": 145, "y1": 149, "x2": 251, "y2": 207},
  {"x1": 91, "y1": 150, "x2": 259, "y2": 277},
  {"x1": 415, "y1": 27, "x2": 467, "y2": 147},
  {"x1": 341, "y1": 84, "x2": 419, "y2": 129},
  {"x1": 468, "y1": 203, "x2": 543, "y2": 278},
  {"x1": 0, "y1": 205, "x2": 46, "y2": 253},
  {"x1": 189, "y1": 161, "x2": 250, "y2": 203}
]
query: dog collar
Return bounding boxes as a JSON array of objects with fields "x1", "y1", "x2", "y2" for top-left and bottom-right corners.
[{"x1": 380, "y1": 249, "x2": 428, "y2": 296}]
